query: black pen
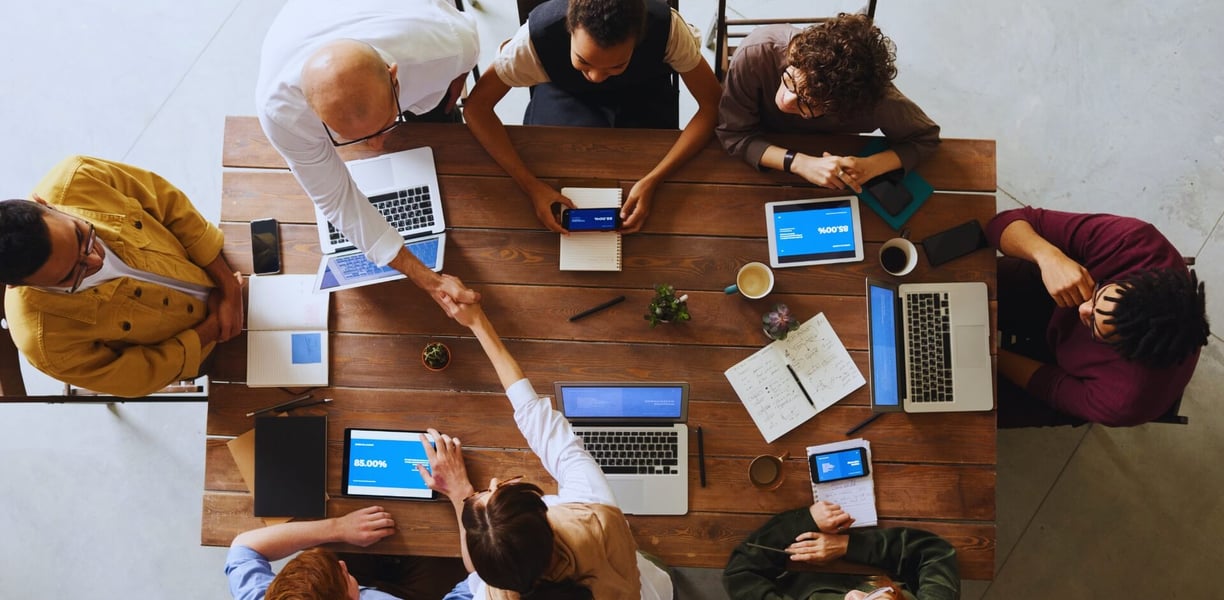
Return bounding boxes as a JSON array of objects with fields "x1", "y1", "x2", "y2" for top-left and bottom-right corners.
[
  {"x1": 246, "y1": 392, "x2": 314, "y2": 418},
  {"x1": 845, "y1": 413, "x2": 884, "y2": 437},
  {"x1": 786, "y1": 364, "x2": 815, "y2": 408},
  {"x1": 568, "y1": 295, "x2": 626, "y2": 322},
  {"x1": 697, "y1": 426, "x2": 707, "y2": 488},
  {"x1": 285, "y1": 398, "x2": 332, "y2": 412}
]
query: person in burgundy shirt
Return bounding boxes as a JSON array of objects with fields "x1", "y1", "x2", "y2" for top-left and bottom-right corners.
[{"x1": 987, "y1": 207, "x2": 1209, "y2": 427}]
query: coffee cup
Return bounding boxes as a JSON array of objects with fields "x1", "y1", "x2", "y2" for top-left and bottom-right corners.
[
  {"x1": 879, "y1": 237, "x2": 918, "y2": 276},
  {"x1": 724, "y1": 262, "x2": 775, "y2": 299},
  {"x1": 748, "y1": 451, "x2": 790, "y2": 490}
]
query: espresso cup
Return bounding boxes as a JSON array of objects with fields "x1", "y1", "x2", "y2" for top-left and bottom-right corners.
[
  {"x1": 879, "y1": 237, "x2": 918, "y2": 276},
  {"x1": 748, "y1": 452, "x2": 789, "y2": 490},
  {"x1": 724, "y1": 262, "x2": 775, "y2": 299}
]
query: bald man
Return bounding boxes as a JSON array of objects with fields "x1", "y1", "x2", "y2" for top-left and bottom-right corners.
[{"x1": 256, "y1": 0, "x2": 480, "y2": 315}]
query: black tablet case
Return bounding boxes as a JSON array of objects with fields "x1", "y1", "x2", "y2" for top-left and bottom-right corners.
[{"x1": 254, "y1": 415, "x2": 327, "y2": 518}]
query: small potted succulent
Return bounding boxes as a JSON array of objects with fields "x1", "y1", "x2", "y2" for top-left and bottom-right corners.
[
  {"x1": 645, "y1": 284, "x2": 691, "y2": 328},
  {"x1": 762, "y1": 304, "x2": 801, "y2": 340},
  {"x1": 421, "y1": 341, "x2": 451, "y2": 371}
]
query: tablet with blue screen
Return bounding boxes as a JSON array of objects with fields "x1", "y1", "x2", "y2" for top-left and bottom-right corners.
[
  {"x1": 765, "y1": 197, "x2": 864, "y2": 268},
  {"x1": 342, "y1": 428, "x2": 437, "y2": 500}
]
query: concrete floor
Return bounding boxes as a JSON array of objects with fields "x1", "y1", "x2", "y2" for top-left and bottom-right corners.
[{"x1": 1, "y1": 0, "x2": 1221, "y2": 598}]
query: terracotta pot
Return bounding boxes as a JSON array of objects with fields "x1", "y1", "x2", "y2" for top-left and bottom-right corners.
[{"x1": 421, "y1": 342, "x2": 451, "y2": 372}]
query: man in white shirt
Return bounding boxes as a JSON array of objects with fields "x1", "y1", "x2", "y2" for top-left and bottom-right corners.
[{"x1": 256, "y1": 0, "x2": 481, "y2": 316}]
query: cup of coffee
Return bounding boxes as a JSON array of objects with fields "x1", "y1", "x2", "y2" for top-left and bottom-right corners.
[
  {"x1": 748, "y1": 451, "x2": 790, "y2": 490},
  {"x1": 724, "y1": 262, "x2": 775, "y2": 299},
  {"x1": 879, "y1": 237, "x2": 918, "y2": 276}
]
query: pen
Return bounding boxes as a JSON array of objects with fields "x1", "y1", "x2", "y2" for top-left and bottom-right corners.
[
  {"x1": 246, "y1": 392, "x2": 314, "y2": 418},
  {"x1": 845, "y1": 413, "x2": 884, "y2": 437},
  {"x1": 285, "y1": 398, "x2": 332, "y2": 412},
  {"x1": 786, "y1": 364, "x2": 815, "y2": 408},
  {"x1": 745, "y1": 542, "x2": 791, "y2": 554},
  {"x1": 697, "y1": 426, "x2": 707, "y2": 488},
  {"x1": 568, "y1": 295, "x2": 626, "y2": 322}
]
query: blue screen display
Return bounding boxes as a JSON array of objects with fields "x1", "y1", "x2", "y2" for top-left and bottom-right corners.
[
  {"x1": 869, "y1": 284, "x2": 901, "y2": 407},
  {"x1": 565, "y1": 208, "x2": 619, "y2": 231},
  {"x1": 811, "y1": 448, "x2": 868, "y2": 483},
  {"x1": 773, "y1": 201, "x2": 857, "y2": 263},
  {"x1": 561, "y1": 386, "x2": 684, "y2": 418},
  {"x1": 345, "y1": 431, "x2": 433, "y2": 498}
]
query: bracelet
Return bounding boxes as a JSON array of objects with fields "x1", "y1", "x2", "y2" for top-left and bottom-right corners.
[{"x1": 782, "y1": 150, "x2": 797, "y2": 174}]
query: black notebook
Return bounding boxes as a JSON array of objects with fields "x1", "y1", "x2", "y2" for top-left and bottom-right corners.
[{"x1": 254, "y1": 415, "x2": 327, "y2": 518}]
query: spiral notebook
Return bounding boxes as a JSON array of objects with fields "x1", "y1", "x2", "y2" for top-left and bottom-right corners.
[{"x1": 559, "y1": 187, "x2": 622, "y2": 271}]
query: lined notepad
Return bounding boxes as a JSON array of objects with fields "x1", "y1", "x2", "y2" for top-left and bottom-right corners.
[
  {"x1": 559, "y1": 187, "x2": 622, "y2": 271},
  {"x1": 807, "y1": 438, "x2": 878, "y2": 527}
]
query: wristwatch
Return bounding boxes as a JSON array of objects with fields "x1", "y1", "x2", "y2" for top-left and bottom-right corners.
[{"x1": 782, "y1": 150, "x2": 797, "y2": 174}]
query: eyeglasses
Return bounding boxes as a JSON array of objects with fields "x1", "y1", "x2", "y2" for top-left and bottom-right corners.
[
  {"x1": 464, "y1": 475, "x2": 524, "y2": 502},
  {"x1": 781, "y1": 68, "x2": 818, "y2": 119},
  {"x1": 322, "y1": 73, "x2": 405, "y2": 147},
  {"x1": 67, "y1": 223, "x2": 97, "y2": 294}
]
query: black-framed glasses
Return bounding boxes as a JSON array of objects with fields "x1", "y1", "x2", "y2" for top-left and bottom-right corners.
[
  {"x1": 322, "y1": 73, "x2": 405, "y2": 147},
  {"x1": 781, "y1": 68, "x2": 818, "y2": 119},
  {"x1": 67, "y1": 223, "x2": 97, "y2": 294},
  {"x1": 464, "y1": 475, "x2": 524, "y2": 502}
]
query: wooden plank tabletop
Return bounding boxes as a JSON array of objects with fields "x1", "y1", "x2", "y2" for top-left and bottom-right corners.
[{"x1": 207, "y1": 118, "x2": 998, "y2": 579}]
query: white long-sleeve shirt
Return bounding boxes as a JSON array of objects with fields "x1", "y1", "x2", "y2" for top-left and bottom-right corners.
[
  {"x1": 255, "y1": 0, "x2": 478, "y2": 266},
  {"x1": 463, "y1": 379, "x2": 672, "y2": 600}
]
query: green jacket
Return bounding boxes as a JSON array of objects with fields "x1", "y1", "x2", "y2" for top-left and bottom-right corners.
[{"x1": 723, "y1": 508, "x2": 959, "y2": 600}]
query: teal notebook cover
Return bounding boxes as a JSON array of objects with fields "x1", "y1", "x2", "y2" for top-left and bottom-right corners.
[{"x1": 855, "y1": 138, "x2": 933, "y2": 231}]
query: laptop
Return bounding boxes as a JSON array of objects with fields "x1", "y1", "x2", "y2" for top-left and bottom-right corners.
[
  {"x1": 865, "y1": 278, "x2": 994, "y2": 413},
  {"x1": 554, "y1": 382, "x2": 689, "y2": 515},
  {"x1": 312, "y1": 147, "x2": 447, "y2": 292}
]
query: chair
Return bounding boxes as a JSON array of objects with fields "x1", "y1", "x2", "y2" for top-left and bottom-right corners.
[
  {"x1": 1151, "y1": 395, "x2": 1189, "y2": 425},
  {"x1": 714, "y1": 0, "x2": 877, "y2": 81}
]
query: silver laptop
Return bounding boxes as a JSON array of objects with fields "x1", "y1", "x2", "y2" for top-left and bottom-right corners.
[
  {"x1": 865, "y1": 278, "x2": 993, "y2": 413},
  {"x1": 554, "y1": 382, "x2": 689, "y2": 515},
  {"x1": 312, "y1": 147, "x2": 447, "y2": 293}
]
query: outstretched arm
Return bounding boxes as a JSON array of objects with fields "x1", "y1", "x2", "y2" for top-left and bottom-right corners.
[
  {"x1": 418, "y1": 427, "x2": 477, "y2": 573},
  {"x1": 229, "y1": 506, "x2": 395, "y2": 561}
]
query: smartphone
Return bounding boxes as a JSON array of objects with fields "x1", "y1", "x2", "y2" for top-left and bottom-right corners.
[
  {"x1": 250, "y1": 218, "x2": 281, "y2": 275},
  {"x1": 808, "y1": 447, "x2": 870, "y2": 484},
  {"x1": 922, "y1": 219, "x2": 988, "y2": 267},
  {"x1": 864, "y1": 170, "x2": 912, "y2": 216},
  {"x1": 561, "y1": 207, "x2": 620, "y2": 232}
]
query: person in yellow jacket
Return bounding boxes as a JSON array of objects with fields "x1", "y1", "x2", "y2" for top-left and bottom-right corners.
[{"x1": 0, "y1": 156, "x2": 244, "y2": 397}]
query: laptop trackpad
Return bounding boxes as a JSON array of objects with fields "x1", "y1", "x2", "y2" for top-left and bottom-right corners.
[
  {"x1": 349, "y1": 159, "x2": 396, "y2": 192},
  {"x1": 955, "y1": 325, "x2": 990, "y2": 368},
  {"x1": 608, "y1": 479, "x2": 645, "y2": 514}
]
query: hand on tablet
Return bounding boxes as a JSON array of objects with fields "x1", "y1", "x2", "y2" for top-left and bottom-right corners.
[
  {"x1": 335, "y1": 506, "x2": 397, "y2": 547},
  {"x1": 418, "y1": 428, "x2": 475, "y2": 503}
]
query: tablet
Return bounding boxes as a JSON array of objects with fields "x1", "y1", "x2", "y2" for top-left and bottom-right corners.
[
  {"x1": 316, "y1": 233, "x2": 446, "y2": 294},
  {"x1": 765, "y1": 197, "x2": 864, "y2": 268},
  {"x1": 342, "y1": 428, "x2": 437, "y2": 500}
]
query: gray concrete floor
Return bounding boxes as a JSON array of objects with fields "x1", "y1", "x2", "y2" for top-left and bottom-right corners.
[{"x1": 1, "y1": 0, "x2": 1220, "y2": 598}]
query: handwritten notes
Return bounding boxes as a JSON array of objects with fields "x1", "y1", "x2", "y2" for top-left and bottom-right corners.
[
  {"x1": 724, "y1": 314, "x2": 865, "y2": 443},
  {"x1": 807, "y1": 438, "x2": 878, "y2": 527}
]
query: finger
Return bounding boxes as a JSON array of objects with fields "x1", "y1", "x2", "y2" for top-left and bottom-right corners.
[
  {"x1": 421, "y1": 431, "x2": 439, "y2": 459},
  {"x1": 416, "y1": 463, "x2": 435, "y2": 486}
]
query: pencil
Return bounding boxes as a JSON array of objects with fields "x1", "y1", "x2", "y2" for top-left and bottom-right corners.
[
  {"x1": 568, "y1": 295, "x2": 626, "y2": 322},
  {"x1": 246, "y1": 392, "x2": 314, "y2": 418},
  {"x1": 845, "y1": 413, "x2": 884, "y2": 437}
]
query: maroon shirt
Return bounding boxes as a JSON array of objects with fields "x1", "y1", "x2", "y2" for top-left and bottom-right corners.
[{"x1": 987, "y1": 207, "x2": 1199, "y2": 426}]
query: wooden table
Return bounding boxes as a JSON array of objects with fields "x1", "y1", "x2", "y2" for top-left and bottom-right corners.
[{"x1": 204, "y1": 117, "x2": 997, "y2": 580}]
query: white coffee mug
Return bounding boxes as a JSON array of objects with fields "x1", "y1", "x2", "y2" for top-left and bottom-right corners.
[
  {"x1": 724, "y1": 262, "x2": 775, "y2": 299},
  {"x1": 879, "y1": 237, "x2": 918, "y2": 276}
]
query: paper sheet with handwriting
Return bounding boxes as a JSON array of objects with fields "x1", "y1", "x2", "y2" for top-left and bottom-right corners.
[
  {"x1": 724, "y1": 313, "x2": 866, "y2": 443},
  {"x1": 807, "y1": 438, "x2": 878, "y2": 527}
]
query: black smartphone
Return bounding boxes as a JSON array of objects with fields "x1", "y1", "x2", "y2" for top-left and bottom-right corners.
[
  {"x1": 250, "y1": 218, "x2": 281, "y2": 275},
  {"x1": 808, "y1": 447, "x2": 870, "y2": 484},
  {"x1": 864, "y1": 170, "x2": 912, "y2": 216},
  {"x1": 922, "y1": 219, "x2": 989, "y2": 267},
  {"x1": 561, "y1": 207, "x2": 620, "y2": 232}
]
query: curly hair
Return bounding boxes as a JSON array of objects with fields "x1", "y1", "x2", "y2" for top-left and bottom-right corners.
[
  {"x1": 786, "y1": 13, "x2": 897, "y2": 118},
  {"x1": 566, "y1": 0, "x2": 648, "y2": 47},
  {"x1": 266, "y1": 548, "x2": 349, "y2": 600},
  {"x1": 0, "y1": 199, "x2": 53, "y2": 285},
  {"x1": 1097, "y1": 268, "x2": 1209, "y2": 368}
]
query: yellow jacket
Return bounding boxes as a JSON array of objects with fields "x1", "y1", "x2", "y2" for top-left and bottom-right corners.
[{"x1": 4, "y1": 156, "x2": 225, "y2": 397}]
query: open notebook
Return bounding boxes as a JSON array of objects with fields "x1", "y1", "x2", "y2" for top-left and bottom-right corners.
[
  {"x1": 247, "y1": 274, "x2": 330, "y2": 388},
  {"x1": 559, "y1": 187, "x2": 622, "y2": 271}
]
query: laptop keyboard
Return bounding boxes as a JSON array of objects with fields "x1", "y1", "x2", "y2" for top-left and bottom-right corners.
[
  {"x1": 905, "y1": 292, "x2": 954, "y2": 403},
  {"x1": 576, "y1": 429, "x2": 680, "y2": 475},
  {"x1": 328, "y1": 187, "x2": 436, "y2": 246}
]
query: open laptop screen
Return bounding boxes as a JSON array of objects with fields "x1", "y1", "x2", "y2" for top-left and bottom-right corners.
[
  {"x1": 557, "y1": 384, "x2": 686, "y2": 419},
  {"x1": 868, "y1": 283, "x2": 902, "y2": 408}
]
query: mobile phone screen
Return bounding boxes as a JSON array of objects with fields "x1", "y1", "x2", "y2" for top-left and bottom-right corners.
[
  {"x1": 923, "y1": 220, "x2": 987, "y2": 267},
  {"x1": 563, "y1": 208, "x2": 619, "y2": 232},
  {"x1": 251, "y1": 218, "x2": 281, "y2": 275},
  {"x1": 809, "y1": 447, "x2": 869, "y2": 483}
]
